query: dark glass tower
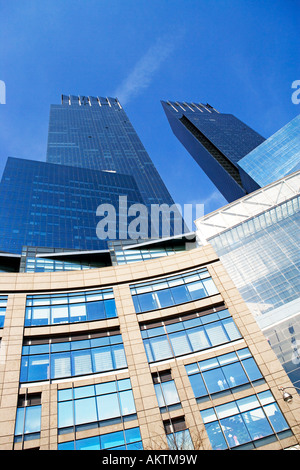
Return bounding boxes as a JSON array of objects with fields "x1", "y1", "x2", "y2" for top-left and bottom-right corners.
[
  {"x1": 47, "y1": 95, "x2": 176, "y2": 210},
  {"x1": 0, "y1": 95, "x2": 184, "y2": 259},
  {"x1": 0, "y1": 157, "x2": 145, "y2": 254},
  {"x1": 161, "y1": 100, "x2": 265, "y2": 203}
]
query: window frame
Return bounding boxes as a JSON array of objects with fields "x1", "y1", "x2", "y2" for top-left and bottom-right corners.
[
  {"x1": 200, "y1": 391, "x2": 292, "y2": 450},
  {"x1": 185, "y1": 348, "x2": 264, "y2": 401},
  {"x1": 130, "y1": 268, "x2": 218, "y2": 313},
  {"x1": 141, "y1": 308, "x2": 241, "y2": 363},
  {"x1": 25, "y1": 288, "x2": 117, "y2": 327},
  {"x1": 20, "y1": 330, "x2": 127, "y2": 383}
]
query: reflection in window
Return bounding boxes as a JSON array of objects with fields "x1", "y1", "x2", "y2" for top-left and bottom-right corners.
[
  {"x1": 130, "y1": 268, "x2": 219, "y2": 313},
  {"x1": 0, "y1": 295, "x2": 8, "y2": 328},
  {"x1": 14, "y1": 394, "x2": 42, "y2": 443},
  {"x1": 164, "y1": 417, "x2": 194, "y2": 450},
  {"x1": 58, "y1": 378, "x2": 136, "y2": 434},
  {"x1": 58, "y1": 426, "x2": 143, "y2": 450},
  {"x1": 152, "y1": 370, "x2": 181, "y2": 413},
  {"x1": 141, "y1": 308, "x2": 241, "y2": 363},
  {"x1": 185, "y1": 348, "x2": 264, "y2": 401},
  {"x1": 115, "y1": 243, "x2": 186, "y2": 265},
  {"x1": 201, "y1": 391, "x2": 291, "y2": 450},
  {"x1": 20, "y1": 330, "x2": 127, "y2": 383},
  {"x1": 25, "y1": 288, "x2": 117, "y2": 326}
]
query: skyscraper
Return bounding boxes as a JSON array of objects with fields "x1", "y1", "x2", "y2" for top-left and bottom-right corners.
[
  {"x1": 0, "y1": 157, "x2": 145, "y2": 254},
  {"x1": 0, "y1": 95, "x2": 185, "y2": 259},
  {"x1": 195, "y1": 170, "x2": 300, "y2": 392},
  {"x1": 238, "y1": 114, "x2": 300, "y2": 188},
  {"x1": 47, "y1": 95, "x2": 176, "y2": 210},
  {"x1": 161, "y1": 100, "x2": 265, "y2": 202}
]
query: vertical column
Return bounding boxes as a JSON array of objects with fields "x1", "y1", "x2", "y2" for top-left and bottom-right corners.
[
  {"x1": 0, "y1": 293, "x2": 26, "y2": 449},
  {"x1": 113, "y1": 283, "x2": 169, "y2": 450},
  {"x1": 39, "y1": 383, "x2": 58, "y2": 450}
]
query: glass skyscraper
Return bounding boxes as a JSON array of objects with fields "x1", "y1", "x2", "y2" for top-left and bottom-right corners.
[
  {"x1": 238, "y1": 114, "x2": 300, "y2": 188},
  {"x1": 0, "y1": 95, "x2": 185, "y2": 258},
  {"x1": 47, "y1": 95, "x2": 176, "y2": 210},
  {"x1": 161, "y1": 100, "x2": 265, "y2": 203},
  {"x1": 0, "y1": 157, "x2": 145, "y2": 254},
  {"x1": 195, "y1": 171, "x2": 300, "y2": 392}
]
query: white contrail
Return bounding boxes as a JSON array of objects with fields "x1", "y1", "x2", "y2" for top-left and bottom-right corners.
[{"x1": 114, "y1": 35, "x2": 176, "y2": 105}]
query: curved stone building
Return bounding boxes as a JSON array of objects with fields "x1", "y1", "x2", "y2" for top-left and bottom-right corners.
[{"x1": 0, "y1": 244, "x2": 299, "y2": 450}]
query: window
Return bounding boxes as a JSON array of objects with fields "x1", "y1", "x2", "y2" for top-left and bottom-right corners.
[
  {"x1": 141, "y1": 308, "x2": 241, "y2": 363},
  {"x1": 200, "y1": 391, "x2": 291, "y2": 450},
  {"x1": 115, "y1": 243, "x2": 186, "y2": 265},
  {"x1": 14, "y1": 394, "x2": 41, "y2": 443},
  {"x1": 185, "y1": 348, "x2": 264, "y2": 401},
  {"x1": 20, "y1": 330, "x2": 127, "y2": 383},
  {"x1": 152, "y1": 370, "x2": 181, "y2": 412},
  {"x1": 25, "y1": 288, "x2": 117, "y2": 327},
  {"x1": 58, "y1": 426, "x2": 143, "y2": 450},
  {"x1": 130, "y1": 268, "x2": 219, "y2": 313},
  {"x1": 0, "y1": 295, "x2": 8, "y2": 328},
  {"x1": 164, "y1": 417, "x2": 194, "y2": 450},
  {"x1": 58, "y1": 378, "x2": 136, "y2": 434}
]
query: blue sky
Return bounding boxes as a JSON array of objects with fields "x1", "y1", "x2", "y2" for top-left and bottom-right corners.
[{"x1": 0, "y1": 0, "x2": 299, "y2": 219}]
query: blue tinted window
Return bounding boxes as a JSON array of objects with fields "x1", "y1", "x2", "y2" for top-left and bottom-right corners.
[
  {"x1": 138, "y1": 292, "x2": 157, "y2": 312},
  {"x1": 125, "y1": 427, "x2": 142, "y2": 445},
  {"x1": 58, "y1": 400, "x2": 73, "y2": 429},
  {"x1": 170, "y1": 285, "x2": 189, "y2": 304},
  {"x1": 57, "y1": 379, "x2": 136, "y2": 433},
  {"x1": 142, "y1": 309, "x2": 241, "y2": 363},
  {"x1": 188, "y1": 373, "x2": 208, "y2": 399},
  {"x1": 21, "y1": 332, "x2": 127, "y2": 383},
  {"x1": 76, "y1": 436, "x2": 100, "y2": 450},
  {"x1": 154, "y1": 380, "x2": 180, "y2": 411},
  {"x1": 131, "y1": 268, "x2": 219, "y2": 313},
  {"x1": 15, "y1": 400, "x2": 41, "y2": 443},
  {"x1": 100, "y1": 430, "x2": 125, "y2": 450},
  {"x1": 203, "y1": 368, "x2": 228, "y2": 394},
  {"x1": 203, "y1": 421, "x2": 227, "y2": 450},
  {"x1": 186, "y1": 349, "x2": 263, "y2": 401},
  {"x1": 0, "y1": 296, "x2": 8, "y2": 328},
  {"x1": 264, "y1": 403, "x2": 289, "y2": 433},
  {"x1": 25, "y1": 289, "x2": 116, "y2": 327},
  {"x1": 222, "y1": 362, "x2": 248, "y2": 387},
  {"x1": 200, "y1": 392, "x2": 291, "y2": 449},
  {"x1": 221, "y1": 414, "x2": 251, "y2": 446},
  {"x1": 27, "y1": 355, "x2": 49, "y2": 382},
  {"x1": 242, "y1": 357, "x2": 263, "y2": 382},
  {"x1": 58, "y1": 441, "x2": 75, "y2": 450}
]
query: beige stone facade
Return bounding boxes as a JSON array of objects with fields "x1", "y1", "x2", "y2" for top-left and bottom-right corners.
[{"x1": 0, "y1": 244, "x2": 299, "y2": 450}]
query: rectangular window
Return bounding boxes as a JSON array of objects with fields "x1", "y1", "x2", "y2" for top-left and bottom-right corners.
[
  {"x1": 185, "y1": 348, "x2": 263, "y2": 401},
  {"x1": 25, "y1": 288, "x2": 116, "y2": 327},
  {"x1": 152, "y1": 370, "x2": 181, "y2": 412},
  {"x1": 57, "y1": 378, "x2": 136, "y2": 434},
  {"x1": 164, "y1": 417, "x2": 194, "y2": 450},
  {"x1": 14, "y1": 394, "x2": 42, "y2": 443},
  {"x1": 130, "y1": 268, "x2": 218, "y2": 313},
  {"x1": 20, "y1": 330, "x2": 127, "y2": 383},
  {"x1": 200, "y1": 391, "x2": 291, "y2": 450},
  {"x1": 141, "y1": 308, "x2": 241, "y2": 363},
  {"x1": 0, "y1": 296, "x2": 8, "y2": 328},
  {"x1": 58, "y1": 426, "x2": 143, "y2": 450}
]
